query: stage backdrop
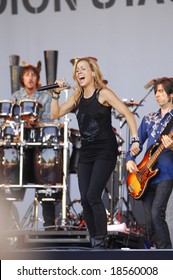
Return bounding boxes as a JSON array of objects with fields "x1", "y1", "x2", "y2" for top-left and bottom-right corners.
[{"x1": 1, "y1": 0, "x2": 173, "y2": 234}]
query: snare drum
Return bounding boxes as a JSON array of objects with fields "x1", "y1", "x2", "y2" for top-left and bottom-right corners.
[
  {"x1": 18, "y1": 99, "x2": 43, "y2": 124},
  {"x1": 0, "y1": 100, "x2": 13, "y2": 120}
]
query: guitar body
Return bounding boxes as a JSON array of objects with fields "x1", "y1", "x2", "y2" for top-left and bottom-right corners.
[{"x1": 127, "y1": 145, "x2": 159, "y2": 200}]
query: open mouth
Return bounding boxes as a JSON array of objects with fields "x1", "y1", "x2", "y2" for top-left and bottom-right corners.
[{"x1": 78, "y1": 76, "x2": 85, "y2": 84}]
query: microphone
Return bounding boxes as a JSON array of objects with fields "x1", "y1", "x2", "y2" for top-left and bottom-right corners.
[
  {"x1": 144, "y1": 79, "x2": 156, "y2": 89},
  {"x1": 37, "y1": 82, "x2": 70, "y2": 92}
]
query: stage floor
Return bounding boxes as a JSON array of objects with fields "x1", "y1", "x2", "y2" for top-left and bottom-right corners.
[{"x1": 1, "y1": 228, "x2": 173, "y2": 260}]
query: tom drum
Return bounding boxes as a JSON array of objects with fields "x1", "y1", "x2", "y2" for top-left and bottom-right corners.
[
  {"x1": 0, "y1": 100, "x2": 13, "y2": 120},
  {"x1": 18, "y1": 99, "x2": 43, "y2": 125}
]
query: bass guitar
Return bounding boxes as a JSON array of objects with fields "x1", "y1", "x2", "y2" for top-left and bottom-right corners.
[{"x1": 126, "y1": 130, "x2": 173, "y2": 200}]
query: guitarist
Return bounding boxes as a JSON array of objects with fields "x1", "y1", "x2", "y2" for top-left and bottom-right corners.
[{"x1": 126, "y1": 77, "x2": 173, "y2": 249}]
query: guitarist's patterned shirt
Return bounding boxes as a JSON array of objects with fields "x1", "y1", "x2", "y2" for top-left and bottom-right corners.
[{"x1": 126, "y1": 109, "x2": 173, "y2": 184}]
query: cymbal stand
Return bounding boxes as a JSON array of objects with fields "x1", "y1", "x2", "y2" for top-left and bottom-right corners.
[
  {"x1": 117, "y1": 99, "x2": 142, "y2": 227},
  {"x1": 19, "y1": 196, "x2": 40, "y2": 230},
  {"x1": 112, "y1": 114, "x2": 129, "y2": 224},
  {"x1": 107, "y1": 126, "x2": 124, "y2": 223}
]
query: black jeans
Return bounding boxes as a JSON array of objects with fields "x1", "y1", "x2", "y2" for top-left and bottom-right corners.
[
  {"x1": 78, "y1": 159, "x2": 116, "y2": 238},
  {"x1": 142, "y1": 179, "x2": 173, "y2": 249}
]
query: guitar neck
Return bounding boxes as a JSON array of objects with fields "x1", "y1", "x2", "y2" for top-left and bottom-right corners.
[
  {"x1": 147, "y1": 130, "x2": 173, "y2": 169},
  {"x1": 147, "y1": 143, "x2": 164, "y2": 169}
]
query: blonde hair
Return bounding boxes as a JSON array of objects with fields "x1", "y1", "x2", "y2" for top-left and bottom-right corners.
[{"x1": 72, "y1": 57, "x2": 106, "y2": 105}]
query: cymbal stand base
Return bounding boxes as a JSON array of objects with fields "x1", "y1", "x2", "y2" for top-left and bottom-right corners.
[
  {"x1": 19, "y1": 196, "x2": 41, "y2": 230},
  {"x1": 113, "y1": 185, "x2": 140, "y2": 229},
  {"x1": 113, "y1": 184, "x2": 129, "y2": 224}
]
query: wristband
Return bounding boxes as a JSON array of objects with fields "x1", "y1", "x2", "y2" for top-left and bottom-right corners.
[
  {"x1": 131, "y1": 136, "x2": 140, "y2": 144},
  {"x1": 52, "y1": 94, "x2": 60, "y2": 100},
  {"x1": 51, "y1": 90, "x2": 60, "y2": 100}
]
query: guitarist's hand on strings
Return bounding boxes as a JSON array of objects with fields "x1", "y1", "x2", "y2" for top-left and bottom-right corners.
[
  {"x1": 126, "y1": 160, "x2": 139, "y2": 174},
  {"x1": 161, "y1": 135, "x2": 173, "y2": 150}
]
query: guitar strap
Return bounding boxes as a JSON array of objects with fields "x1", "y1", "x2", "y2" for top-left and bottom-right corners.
[{"x1": 156, "y1": 113, "x2": 173, "y2": 145}]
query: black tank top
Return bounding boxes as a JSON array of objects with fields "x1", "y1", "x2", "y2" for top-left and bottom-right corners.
[{"x1": 76, "y1": 89, "x2": 118, "y2": 162}]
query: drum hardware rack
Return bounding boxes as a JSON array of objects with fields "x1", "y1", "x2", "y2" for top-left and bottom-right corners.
[
  {"x1": 109, "y1": 112, "x2": 127, "y2": 224},
  {"x1": 0, "y1": 98, "x2": 71, "y2": 230}
]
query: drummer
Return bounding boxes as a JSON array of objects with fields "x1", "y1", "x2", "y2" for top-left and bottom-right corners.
[
  {"x1": 11, "y1": 63, "x2": 58, "y2": 230},
  {"x1": 11, "y1": 64, "x2": 51, "y2": 122}
]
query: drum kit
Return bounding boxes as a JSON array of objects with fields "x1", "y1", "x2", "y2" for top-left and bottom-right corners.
[{"x1": 0, "y1": 98, "x2": 81, "y2": 228}]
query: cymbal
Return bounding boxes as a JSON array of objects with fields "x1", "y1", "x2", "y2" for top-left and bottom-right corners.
[{"x1": 124, "y1": 101, "x2": 143, "y2": 107}]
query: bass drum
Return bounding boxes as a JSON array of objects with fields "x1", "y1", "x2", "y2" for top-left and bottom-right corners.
[
  {"x1": 0, "y1": 146, "x2": 32, "y2": 201},
  {"x1": 33, "y1": 147, "x2": 63, "y2": 202}
]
